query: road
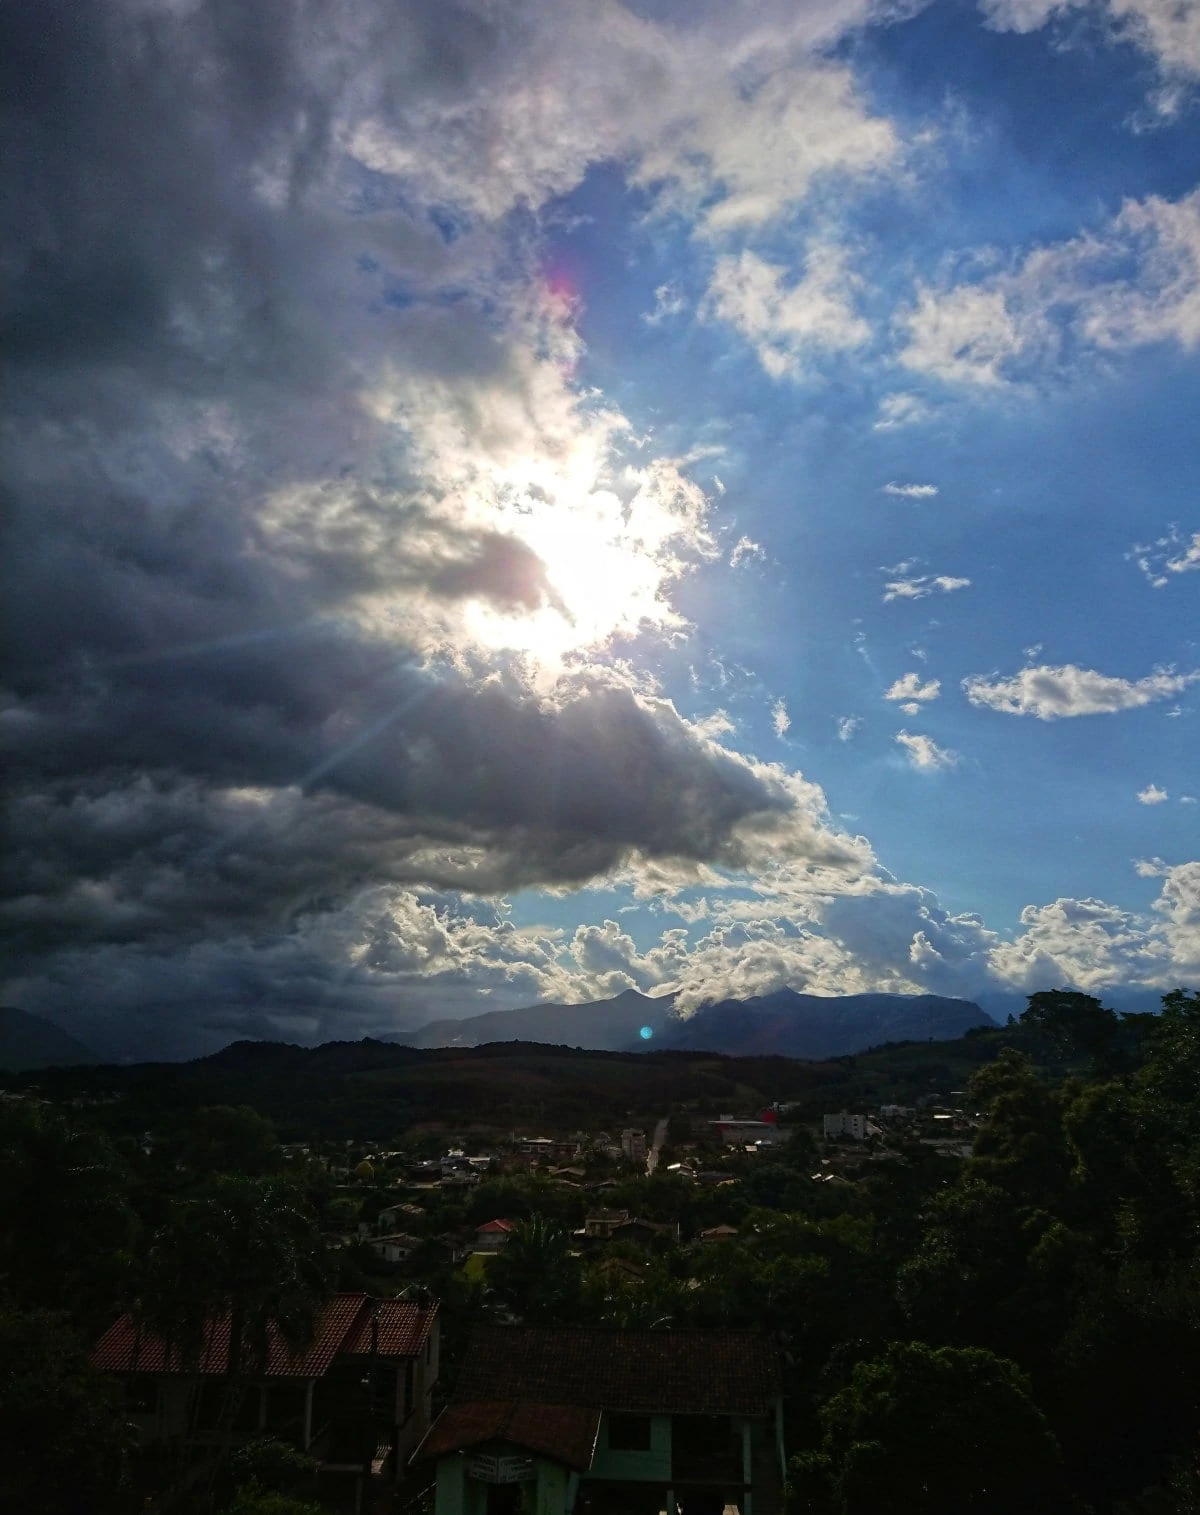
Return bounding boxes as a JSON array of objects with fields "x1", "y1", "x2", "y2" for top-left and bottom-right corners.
[{"x1": 646, "y1": 1116, "x2": 668, "y2": 1175}]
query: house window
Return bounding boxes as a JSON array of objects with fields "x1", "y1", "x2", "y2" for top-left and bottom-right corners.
[
  {"x1": 607, "y1": 1413, "x2": 653, "y2": 1451},
  {"x1": 127, "y1": 1375, "x2": 157, "y2": 1414}
]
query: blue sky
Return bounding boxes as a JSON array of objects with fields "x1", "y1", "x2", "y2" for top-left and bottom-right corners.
[{"x1": 3, "y1": 0, "x2": 1198, "y2": 1055}]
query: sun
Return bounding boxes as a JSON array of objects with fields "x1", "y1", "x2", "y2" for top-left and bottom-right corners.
[{"x1": 463, "y1": 470, "x2": 693, "y2": 668}]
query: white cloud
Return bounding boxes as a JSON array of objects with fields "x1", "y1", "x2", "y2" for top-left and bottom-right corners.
[
  {"x1": 644, "y1": 282, "x2": 686, "y2": 325},
  {"x1": 1138, "y1": 783, "x2": 1169, "y2": 804},
  {"x1": 987, "y1": 894, "x2": 1173, "y2": 991},
  {"x1": 836, "y1": 715, "x2": 862, "y2": 741},
  {"x1": 883, "y1": 573, "x2": 971, "y2": 602},
  {"x1": 898, "y1": 187, "x2": 1200, "y2": 387},
  {"x1": 895, "y1": 730, "x2": 959, "y2": 770},
  {"x1": 964, "y1": 662, "x2": 1200, "y2": 718},
  {"x1": 874, "y1": 392, "x2": 932, "y2": 429},
  {"x1": 730, "y1": 534, "x2": 767, "y2": 567},
  {"x1": 980, "y1": 0, "x2": 1200, "y2": 110},
  {"x1": 705, "y1": 244, "x2": 869, "y2": 378},
  {"x1": 883, "y1": 481, "x2": 939, "y2": 498},
  {"x1": 1130, "y1": 526, "x2": 1200, "y2": 587},
  {"x1": 1182, "y1": 795, "x2": 1198, "y2": 804},
  {"x1": 692, "y1": 709, "x2": 736, "y2": 739},
  {"x1": 772, "y1": 699, "x2": 792, "y2": 738},
  {"x1": 885, "y1": 672, "x2": 941, "y2": 703},
  {"x1": 348, "y1": 3, "x2": 898, "y2": 234}
]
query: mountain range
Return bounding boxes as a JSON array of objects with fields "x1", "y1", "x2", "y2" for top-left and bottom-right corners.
[
  {"x1": 0, "y1": 1006, "x2": 103, "y2": 1072},
  {"x1": 409, "y1": 986, "x2": 993, "y2": 1059}
]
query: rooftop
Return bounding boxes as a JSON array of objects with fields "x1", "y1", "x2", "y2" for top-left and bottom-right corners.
[
  {"x1": 416, "y1": 1399, "x2": 601, "y2": 1471},
  {"x1": 452, "y1": 1326, "x2": 781, "y2": 1418},
  {"x1": 92, "y1": 1293, "x2": 437, "y2": 1379}
]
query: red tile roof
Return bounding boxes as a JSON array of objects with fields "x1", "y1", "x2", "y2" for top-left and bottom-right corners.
[
  {"x1": 475, "y1": 1219, "x2": 515, "y2": 1234},
  {"x1": 453, "y1": 1327, "x2": 781, "y2": 1418},
  {"x1": 341, "y1": 1298, "x2": 436, "y2": 1358},
  {"x1": 91, "y1": 1293, "x2": 437, "y2": 1379},
  {"x1": 415, "y1": 1400, "x2": 601, "y2": 1471}
]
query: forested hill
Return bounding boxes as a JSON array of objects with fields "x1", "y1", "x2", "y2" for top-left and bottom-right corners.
[{"x1": 1, "y1": 1026, "x2": 1019, "y2": 1143}]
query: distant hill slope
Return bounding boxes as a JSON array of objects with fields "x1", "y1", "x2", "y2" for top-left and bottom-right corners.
[
  {"x1": 409, "y1": 986, "x2": 992, "y2": 1057},
  {"x1": 409, "y1": 987, "x2": 677, "y2": 1051},
  {"x1": 658, "y1": 988, "x2": 994, "y2": 1059},
  {"x1": 0, "y1": 1007, "x2": 102, "y2": 1071}
]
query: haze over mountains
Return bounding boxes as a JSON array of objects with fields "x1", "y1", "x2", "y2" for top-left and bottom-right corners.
[
  {"x1": 0, "y1": 988, "x2": 995, "y2": 1070},
  {"x1": 409, "y1": 987, "x2": 994, "y2": 1060},
  {"x1": 0, "y1": 1006, "x2": 102, "y2": 1072}
]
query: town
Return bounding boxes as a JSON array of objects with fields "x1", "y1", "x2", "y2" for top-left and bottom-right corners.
[{"x1": 10, "y1": 991, "x2": 1199, "y2": 1515}]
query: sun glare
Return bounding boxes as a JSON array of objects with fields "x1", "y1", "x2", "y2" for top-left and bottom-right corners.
[{"x1": 465, "y1": 468, "x2": 694, "y2": 667}]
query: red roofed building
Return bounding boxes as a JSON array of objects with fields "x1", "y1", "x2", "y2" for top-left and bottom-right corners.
[
  {"x1": 412, "y1": 1325, "x2": 785, "y2": 1515},
  {"x1": 473, "y1": 1218, "x2": 516, "y2": 1252},
  {"x1": 92, "y1": 1291, "x2": 439, "y2": 1486}
]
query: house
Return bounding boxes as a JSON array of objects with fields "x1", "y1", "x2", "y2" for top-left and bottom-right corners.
[
  {"x1": 822, "y1": 1112, "x2": 867, "y2": 1141},
  {"x1": 372, "y1": 1232, "x2": 421, "y2": 1265},
  {"x1": 413, "y1": 1325, "x2": 785, "y2": 1515},
  {"x1": 609, "y1": 1217, "x2": 679, "y2": 1246},
  {"x1": 92, "y1": 1292, "x2": 439, "y2": 1489},
  {"x1": 375, "y1": 1202, "x2": 427, "y2": 1234},
  {"x1": 697, "y1": 1224, "x2": 739, "y2": 1244},
  {"x1": 473, "y1": 1218, "x2": 516, "y2": 1253},
  {"x1": 575, "y1": 1210, "x2": 631, "y2": 1243},
  {"x1": 620, "y1": 1128, "x2": 647, "y2": 1162},
  {"x1": 712, "y1": 1120, "x2": 784, "y2": 1149}
]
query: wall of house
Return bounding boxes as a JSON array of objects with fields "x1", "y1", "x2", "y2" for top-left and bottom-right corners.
[
  {"x1": 436, "y1": 1454, "x2": 468, "y2": 1515},
  {"x1": 157, "y1": 1379, "x2": 193, "y2": 1442},
  {"x1": 588, "y1": 1412, "x2": 671, "y2": 1483},
  {"x1": 533, "y1": 1458, "x2": 569, "y2": 1515},
  {"x1": 432, "y1": 1450, "x2": 569, "y2": 1515}
]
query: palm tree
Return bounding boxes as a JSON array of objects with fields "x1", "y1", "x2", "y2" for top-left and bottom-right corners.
[
  {"x1": 488, "y1": 1214, "x2": 581, "y2": 1323},
  {"x1": 137, "y1": 1174, "x2": 332, "y2": 1474}
]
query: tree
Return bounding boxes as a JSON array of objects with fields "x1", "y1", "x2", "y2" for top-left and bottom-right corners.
[
  {"x1": 1020, "y1": 991, "x2": 1121, "y2": 1068},
  {"x1": 0, "y1": 1299, "x2": 136, "y2": 1515},
  {"x1": 173, "y1": 1105, "x2": 282, "y2": 1179},
  {"x1": 138, "y1": 1175, "x2": 332, "y2": 1468},
  {"x1": 488, "y1": 1215, "x2": 581, "y2": 1324},
  {"x1": 809, "y1": 1340, "x2": 1061, "y2": 1514},
  {"x1": 0, "y1": 1103, "x2": 135, "y2": 1329}
]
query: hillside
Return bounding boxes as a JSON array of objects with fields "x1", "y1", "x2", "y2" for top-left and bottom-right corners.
[
  {"x1": 661, "y1": 988, "x2": 994, "y2": 1058},
  {"x1": 410, "y1": 987, "x2": 676, "y2": 1050},
  {"x1": 0, "y1": 1006, "x2": 102, "y2": 1072},
  {"x1": 409, "y1": 986, "x2": 993, "y2": 1058}
]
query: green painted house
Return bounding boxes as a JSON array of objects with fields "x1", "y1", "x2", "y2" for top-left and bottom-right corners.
[{"x1": 413, "y1": 1325, "x2": 784, "y2": 1515}]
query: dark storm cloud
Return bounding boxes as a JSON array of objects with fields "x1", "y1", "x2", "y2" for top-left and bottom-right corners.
[{"x1": 0, "y1": 0, "x2": 865, "y2": 1053}]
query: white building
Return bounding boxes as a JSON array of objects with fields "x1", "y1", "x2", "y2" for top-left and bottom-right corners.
[
  {"x1": 711, "y1": 1119, "x2": 784, "y2": 1148},
  {"x1": 823, "y1": 1112, "x2": 867, "y2": 1140}
]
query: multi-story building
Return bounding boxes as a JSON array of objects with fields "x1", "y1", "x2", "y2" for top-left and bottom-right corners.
[
  {"x1": 414, "y1": 1325, "x2": 785, "y2": 1515},
  {"x1": 93, "y1": 1292, "x2": 439, "y2": 1493}
]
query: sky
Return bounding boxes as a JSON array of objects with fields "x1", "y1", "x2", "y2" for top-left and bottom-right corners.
[{"x1": 2, "y1": 0, "x2": 1198, "y2": 1060}]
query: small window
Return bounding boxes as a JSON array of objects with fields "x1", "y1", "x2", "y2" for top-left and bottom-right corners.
[{"x1": 607, "y1": 1413, "x2": 652, "y2": 1452}]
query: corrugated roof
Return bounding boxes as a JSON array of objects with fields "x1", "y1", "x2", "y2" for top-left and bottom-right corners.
[
  {"x1": 415, "y1": 1400, "x2": 601, "y2": 1471},
  {"x1": 453, "y1": 1327, "x2": 780, "y2": 1418},
  {"x1": 91, "y1": 1293, "x2": 437, "y2": 1378}
]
